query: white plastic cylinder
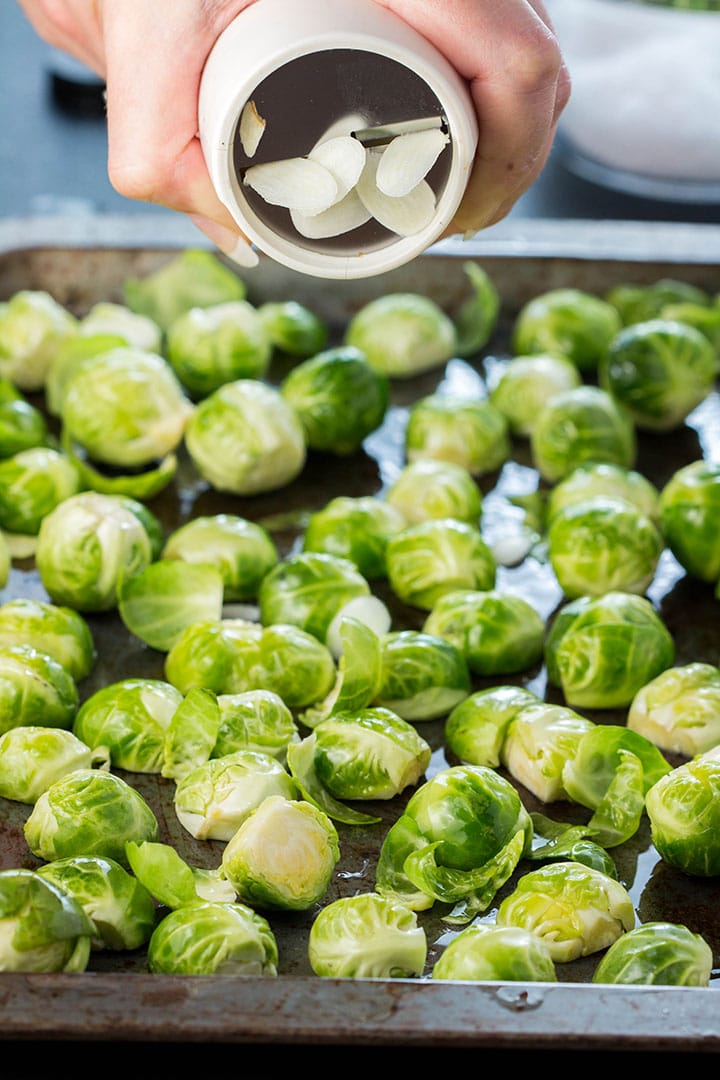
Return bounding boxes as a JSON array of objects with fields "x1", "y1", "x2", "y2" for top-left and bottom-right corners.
[{"x1": 199, "y1": 0, "x2": 478, "y2": 279}]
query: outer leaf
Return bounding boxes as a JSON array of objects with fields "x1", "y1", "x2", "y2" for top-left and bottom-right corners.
[
  {"x1": 119, "y1": 560, "x2": 224, "y2": 652},
  {"x1": 161, "y1": 686, "x2": 222, "y2": 781},
  {"x1": 286, "y1": 733, "x2": 381, "y2": 826}
]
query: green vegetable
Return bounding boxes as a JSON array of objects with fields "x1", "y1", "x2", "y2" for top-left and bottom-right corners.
[
  {"x1": 0, "y1": 597, "x2": 96, "y2": 681},
  {"x1": 512, "y1": 286, "x2": 622, "y2": 373},
  {"x1": 530, "y1": 385, "x2": 636, "y2": 484},
  {"x1": 605, "y1": 277, "x2": 711, "y2": 325},
  {"x1": 344, "y1": 292, "x2": 456, "y2": 378},
  {"x1": 302, "y1": 495, "x2": 406, "y2": 579},
  {"x1": 0, "y1": 289, "x2": 78, "y2": 391},
  {"x1": 591, "y1": 921, "x2": 713, "y2": 986},
  {"x1": 405, "y1": 393, "x2": 510, "y2": 477},
  {"x1": 659, "y1": 459, "x2": 720, "y2": 582},
  {"x1": 257, "y1": 300, "x2": 328, "y2": 357},
  {"x1": 123, "y1": 248, "x2": 247, "y2": 332},
  {"x1": 147, "y1": 900, "x2": 278, "y2": 975},
  {"x1": 258, "y1": 551, "x2": 371, "y2": 644},
  {"x1": 118, "y1": 560, "x2": 225, "y2": 652},
  {"x1": 0, "y1": 447, "x2": 81, "y2": 535},
  {"x1": 500, "y1": 702, "x2": 596, "y2": 803},
  {"x1": 166, "y1": 299, "x2": 272, "y2": 397},
  {"x1": 627, "y1": 662, "x2": 720, "y2": 756},
  {"x1": 444, "y1": 685, "x2": 541, "y2": 768},
  {"x1": 489, "y1": 353, "x2": 582, "y2": 437},
  {"x1": 386, "y1": 519, "x2": 497, "y2": 610},
  {"x1": 645, "y1": 749, "x2": 720, "y2": 876},
  {"x1": 308, "y1": 892, "x2": 427, "y2": 978},
  {"x1": 214, "y1": 689, "x2": 299, "y2": 761},
  {"x1": 423, "y1": 588, "x2": 545, "y2": 676},
  {"x1": 0, "y1": 867, "x2": 94, "y2": 972},
  {"x1": 385, "y1": 459, "x2": 482, "y2": 525},
  {"x1": 374, "y1": 630, "x2": 471, "y2": 721},
  {"x1": 451, "y1": 261, "x2": 500, "y2": 357},
  {"x1": 432, "y1": 923, "x2": 558, "y2": 982},
  {"x1": 0, "y1": 726, "x2": 109, "y2": 804},
  {"x1": 0, "y1": 643, "x2": 78, "y2": 735},
  {"x1": 162, "y1": 514, "x2": 279, "y2": 600},
  {"x1": 547, "y1": 462, "x2": 660, "y2": 524}
]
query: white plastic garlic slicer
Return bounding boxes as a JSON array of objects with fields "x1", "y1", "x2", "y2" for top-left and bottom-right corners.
[{"x1": 199, "y1": 0, "x2": 478, "y2": 279}]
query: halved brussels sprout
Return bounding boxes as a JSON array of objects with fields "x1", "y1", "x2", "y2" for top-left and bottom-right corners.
[
  {"x1": 302, "y1": 495, "x2": 406, "y2": 579},
  {"x1": 0, "y1": 643, "x2": 78, "y2": 735},
  {"x1": 0, "y1": 447, "x2": 81, "y2": 535},
  {"x1": 221, "y1": 794, "x2": 340, "y2": 911},
  {"x1": 257, "y1": 299, "x2": 328, "y2": 357},
  {"x1": 530, "y1": 385, "x2": 636, "y2": 484},
  {"x1": 72, "y1": 678, "x2": 184, "y2": 774},
  {"x1": 24, "y1": 768, "x2": 160, "y2": 867},
  {"x1": 432, "y1": 923, "x2": 558, "y2": 982},
  {"x1": 489, "y1": 353, "x2": 582, "y2": 437},
  {"x1": 627, "y1": 662, "x2": 720, "y2": 757},
  {"x1": 544, "y1": 591, "x2": 675, "y2": 709},
  {"x1": 35, "y1": 491, "x2": 153, "y2": 612},
  {"x1": 174, "y1": 748, "x2": 297, "y2": 841},
  {"x1": 0, "y1": 289, "x2": 78, "y2": 391},
  {"x1": 0, "y1": 726, "x2": 109, "y2": 804},
  {"x1": 591, "y1": 921, "x2": 713, "y2": 987},
  {"x1": 385, "y1": 459, "x2": 482, "y2": 526},
  {"x1": 123, "y1": 248, "x2": 247, "y2": 332},
  {"x1": 165, "y1": 299, "x2": 272, "y2": 397},
  {"x1": 405, "y1": 393, "x2": 510, "y2": 477},
  {"x1": 344, "y1": 292, "x2": 456, "y2": 378},
  {"x1": 147, "y1": 900, "x2": 278, "y2": 976},
  {"x1": 496, "y1": 861, "x2": 636, "y2": 962},
  {"x1": 659, "y1": 459, "x2": 720, "y2": 582},
  {"x1": 308, "y1": 892, "x2": 427, "y2": 978},
  {"x1": 214, "y1": 689, "x2": 300, "y2": 761},
  {"x1": 0, "y1": 868, "x2": 94, "y2": 972},
  {"x1": 61, "y1": 347, "x2": 193, "y2": 468},
  {"x1": 36, "y1": 854, "x2": 157, "y2": 952},
  {"x1": 444, "y1": 685, "x2": 541, "y2": 768},
  {"x1": 423, "y1": 588, "x2": 544, "y2": 677},
  {"x1": 162, "y1": 513, "x2": 279, "y2": 601},
  {"x1": 280, "y1": 345, "x2": 389, "y2": 455},
  {"x1": 184, "y1": 378, "x2": 306, "y2": 495},
  {"x1": 373, "y1": 630, "x2": 471, "y2": 721},
  {"x1": 547, "y1": 462, "x2": 660, "y2": 524},
  {"x1": 645, "y1": 750, "x2": 720, "y2": 877},
  {"x1": 258, "y1": 551, "x2": 371, "y2": 644},
  {"x1": 386, "y1": 519, "x2": 497, "y2": 611},
  {"x1": 599, "y1": 318, "x2": 719, "y2": 431},
  {"x1": 0, "y1": 597, "x2": 96, "y2": 681},
  {"x1": 512, "y1": 287, "x2": 622, "y2": 373},
  {"x1": 561, "y1": 724, "x2": 671, "y2": 810},
  {"x1": 547, "y1": 496, "x2": 664, "y2": 598},
  {"x1": 500, "y1": 702, "x2": 596, "y2": 803}
]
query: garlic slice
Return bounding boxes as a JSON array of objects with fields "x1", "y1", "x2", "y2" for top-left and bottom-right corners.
[
  {"x1": 313, "y1": 112, "x2": 369, "y2": 149},
  {"x1": 356, "y1": 151, "x2": 437, "y2": 236},
  {"x1": 243, "y1": 157, "x2": 339, "y2": 214},
  {"x1": 376, "y1": 127, "x2": 450, "y2": 198},
  {"x1": 308, "y1": 135, "x2": 367, "y2": 205},
  {"x1": 238, "y1": 99, "x2": 266, "y2": 158},
  {"x1": 291, "y1": 188, "x2": 372, "y2": 239}
]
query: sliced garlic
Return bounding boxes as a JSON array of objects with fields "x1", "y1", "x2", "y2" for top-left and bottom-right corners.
[
  {"x1": 375, "y1": 127, "x2": 450, "y2": 198},
  {"x1": 312, "y1": 112, "x2": 369, "y2": 150},
  {"x1": 325, "y1": 595, "x2": 392, "y2": 659},
  {"x1": 356, "y1": 151, "x2": 437, "y2": 237},
  {"x1": 243, "y1": 157, "x2": 339, "y2": 214},
  {"x1": 238, "y1": 99, "x2": 266, "y2": 158},
  {"x1": 308, "y1": 135, "x2": 367, "y2": 206},
  {"x1": 291, "y1": 188, "x2": 372, "y2": 239}
]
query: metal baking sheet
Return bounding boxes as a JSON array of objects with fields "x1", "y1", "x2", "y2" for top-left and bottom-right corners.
[{"x1": 0, "y1": 214, "x2": 720, "y2": 1051}]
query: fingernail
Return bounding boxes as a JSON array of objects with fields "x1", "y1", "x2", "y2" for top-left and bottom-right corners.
[
  {"x1": 226, "y1": 235, "x2": 259, "y2": 268},
  {"x1": 189, "y1": 215, "x2": 260, "y2": 268}
]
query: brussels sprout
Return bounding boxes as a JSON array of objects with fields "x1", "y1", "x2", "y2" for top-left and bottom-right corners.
[
  {"x1": 258, "y1": 551, "x2": 371, "y2": 644},
  {"x1": 496, "y1": 861, "x2": 636, "y2": 962},
  {"x1": 280, "y1": 346, "x2": 389, "y2": 455},
  {"x1": 545, "y1": 592, "x2": 675, "y2": 709},
  {"x1": 0, "y1": 447, "x2": 81, "y2": 536},
  {"x1": 591, "y1": 921, "x2": 713, "y2": 987},
  {"x1": 0, "y1": 397, "x2": 49, "y2": 458},
  {"x1": 500, "y1": 702, "x2": 596, "y2": 803},
  {"x1": 405, "y1": 393, "x2": 510, "y2": 477},
  {"x1": 561, "y1": 724, "x2": 671, "y2": 810},
  {"x1": 174, "y1": 749, "x2": 297, "y2": 841},
  {"x1": 489, "y1": 354, "x2": 582, "y2": 437},
  {"x1": 547, "y1": 496, "x2": 664, "y2": 598},
  {"x1": 373, "y1": 630, "x2": 471, "y2": 721},
  {"x1": 452, "y1": 261, "x2": 500, "y2": 358},
  {"x1": 165, "y1": 618, "x2": 336, "y2": 709},
  {"x1": 302, "y1": 495, "x2": 406, "y2": 579},
  {"x1": 0, "y1": 643, "x2": 78, "y2": 735},
  {"x1": 0, "y1": 597, "x2": 96, "y2": 681},
  {"x1": 605, "y1": 278, "x2": 710, "y2": 326},
  {"x1": 511, "y1": 287, "x2": 622, "y2": 373},
  {"x1": 165, "y1": 300, "x2": 272, "y2": 398},
  {"x1": 0, "y1": 868, "x2": 94, "y2": 972},
  {"x1": 645, "y1": 750, "x2": 720, "y2": 876},
  {"x1": 627, "y1": 662, "x2": 720, "y2": 757},
  {"x1": 385, "y1": 460, "x2": 482, "y2": 526},
  {"x1": 118, "y1": 560, "x2": 225, "y2": 652},
  {"x1": 35, "y1": 491, "x2": 154, "y2": 612},
  {"x1": 344, "y1": 292, "x2": 456, "y2": 378},
  {"x1": 0, "y1": 289, "x2": 78, "y2": 391},
  {"x1": 661, "y1": 301, "x2": 720, "y2": 352},
  {"x1": 257, "y1": 299, "x2": 328, "y2": 357},
  {"x1": 80, "y1": 301, "x2": 163, "y2": 353},
  {"x1": 184, "y1": 378, "x2": 306, "y2": 495},
  {"x1": 598, "y1": 319, "x2": 719, "y2": 432},
  {"x1": 530, "y1": 385, "x2": 636, "y2": 484},
  {"x1": 308, "y1": 892, "x2": 427, "y2": 978},
  {"x1": 445, "y1": 685, "x2": 541, "y2": 768},
  {"x1": 0, "y1": 726, "x2": 109, "y2": 804},
  {"x1": 72, "y1": 678, "x2": 184, "y2": 774},
  {"x1": 423, "y1": 589, "x2": 544, "y2": 677},
  {"x1": 214, "y1": 689, "x2": 300, "y2": 760},
  {"x1": 147, "y1": 899, "x2": 278, "y2": 975},
  {"x1": 658, "y1": 459, "x2": 720, "y2": 582},
  {"x1": 221, "y1": 794, "x2": 340, "y2": 911},
  {"x1": 375, "y1": 764, "x2": 533, "y2": 915},
  {"x1": 116, "y1": 495, "x2": 165, "y2": 560},
  {"x1": 386, "y1": 520, "x2": 497, "y2": 611},
  {"x1": 547, "y1": 462, "x2": 660, "y2": 524},
  {"x1": 123, "y1": 248, "x2": 247, "y2": 333},
  {"x1": 162, "y1": 514, "x2": 279, "y2": 601},
  {"x1": 36, "y1": 854, "x2": 157, "y2": 952},
  {"x1": 24, "y1": 768, "x2": 160, "y2": 867},
  {"x1": 432, "y1": 923, "x2": 558, "y2": 982},
  {"x1": 45, "y1": 333, "x2": 129, "y2": 418}
]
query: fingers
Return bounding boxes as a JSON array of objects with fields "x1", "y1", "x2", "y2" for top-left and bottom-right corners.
[
  {"x1": 17, "y1": 0, "x2": 106, "y2": 74},
  {"x1": 379, "y1": 0, "x2": 570, "y2": 235}
]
